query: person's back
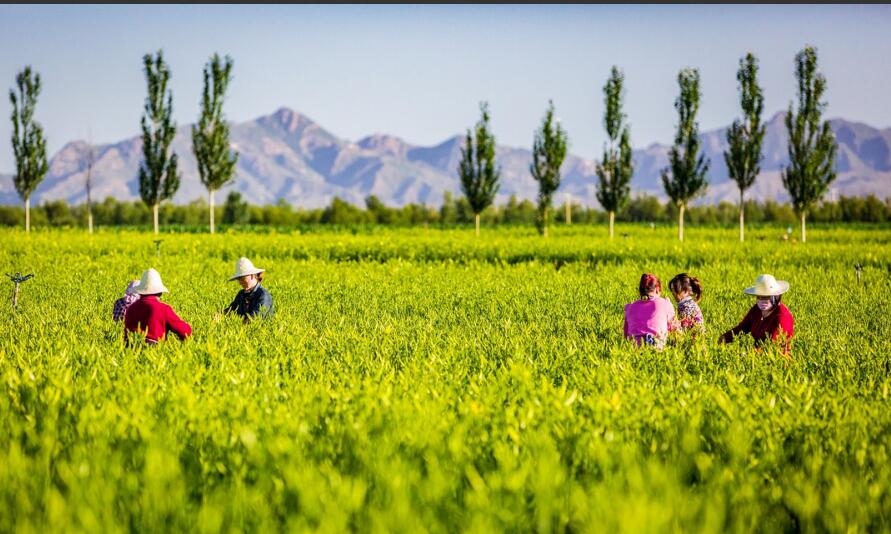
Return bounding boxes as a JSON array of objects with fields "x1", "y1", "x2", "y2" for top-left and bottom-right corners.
[{"x1": 624, "y1": 296, "x2": 676, "y2": 348}]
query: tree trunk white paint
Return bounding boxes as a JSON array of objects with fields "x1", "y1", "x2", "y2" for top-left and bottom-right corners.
[
  {"x1": 153, "y1": 203, "x2": 159, "y2": 235},
  {"x1": 739, "y1": 191, "x2": 745, "y2": 242},
  {"x1": 609, "y1": 211, "x2": 615, "y2": 239},
  {"x1": 678, "y1": 204, "x2": 685, "y2": 242},
  {"x1": 88, "y1": 212, "x2": 94, "y2": 234},
  {"x1": 209, "y1": 190, "x2": 216, "y2": 234},
  {"x1": 24, "y1": 197, "x2": 30, "y2": 233},
  {"x1": 474, "y1": 213, "x2": 480, "y2": 237},
  {"x1": 801, "y1": 211, "x2": 806, "y2": 243}
]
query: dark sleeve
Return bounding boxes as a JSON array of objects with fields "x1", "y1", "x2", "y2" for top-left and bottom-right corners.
[
  {"x1": 224, "y1": 293, "x2": 240, "y2": 314},
  {"x1": 720, "y1": 306, "x2": 757, "y2": 343}
]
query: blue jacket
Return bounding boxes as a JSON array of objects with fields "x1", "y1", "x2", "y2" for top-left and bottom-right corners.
[{"x1": 225, "y1": 283, "x2": 274, "y2": 320}]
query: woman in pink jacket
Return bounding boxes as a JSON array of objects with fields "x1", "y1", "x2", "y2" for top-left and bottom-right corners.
[{"x1": 624, "y1": 273, "x2": 676, "y2": 350}]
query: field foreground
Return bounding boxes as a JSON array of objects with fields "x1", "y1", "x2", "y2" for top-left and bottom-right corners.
[{"x1": 1, "y1": 225, "x2": 890, "y2": 532}]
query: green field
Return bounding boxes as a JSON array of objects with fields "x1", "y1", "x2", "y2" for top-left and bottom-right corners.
[{"x1": 1, "y1": 225, "x2": 890, "y2": 532}]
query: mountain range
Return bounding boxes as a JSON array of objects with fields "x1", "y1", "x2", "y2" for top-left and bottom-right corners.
[{"x1": 1, "y1": 107, "x2": 889, "y2": 208}]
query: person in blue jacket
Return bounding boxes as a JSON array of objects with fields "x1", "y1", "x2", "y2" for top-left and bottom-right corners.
[{"x1": 223, "y1": 257, "x2": 274, "y2": 322}]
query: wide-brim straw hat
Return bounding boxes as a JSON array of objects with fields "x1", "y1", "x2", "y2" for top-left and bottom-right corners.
[
  {"x1": 135, "y1": 268, "x2": 169, "y2": 295},
  {"x1": 229, "y1": 257, "x2": 266, "y2": 281},
  {"x1": 743, "y1": 274, "x2": 790, "y2": 296}
]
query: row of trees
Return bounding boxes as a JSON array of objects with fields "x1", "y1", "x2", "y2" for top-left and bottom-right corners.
[
  {"x1": 9, "y1": 50, "x2": 237, "y2": 235},
  {"x1": 136, "y1": 51, "x2": 237, "y2": 234},
  {"x1": 457, "y1": 46, "x2": 837, "y2": 242},
  {"x1": 7, "y1": 45, "x2": 839, "y2": 241},
  {"x1": 4, "y1": 192, "x2": 888, "y2": 228}
]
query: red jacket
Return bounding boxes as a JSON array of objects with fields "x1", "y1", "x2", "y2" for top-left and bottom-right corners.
[
  {"x1": 124, "y1": 295, "x2": 192, "y2": 345},
  {"x1": 720, "y1": 302, "x2": 794, "y2": 354}
]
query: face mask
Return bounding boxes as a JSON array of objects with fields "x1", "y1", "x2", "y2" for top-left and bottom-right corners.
[{"x1": 756, "y1": 299, "x2": 773, "y2": 312}]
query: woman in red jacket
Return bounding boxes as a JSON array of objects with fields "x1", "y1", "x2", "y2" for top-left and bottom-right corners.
[
  {"x1": 124, "y1": 268, "x2": 192, "y2": 346},
  {"x1": 719, "y1": 274, "x2": 794, "y2": 356}
]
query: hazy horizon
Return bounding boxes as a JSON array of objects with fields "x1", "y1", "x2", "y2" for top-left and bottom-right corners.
[{"x1": 1, "y1": 4, "x2": 890, "y2": 172}]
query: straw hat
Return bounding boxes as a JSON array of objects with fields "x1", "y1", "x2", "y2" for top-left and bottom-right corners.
[
  {"x1": 134, "y1": 268, "x2": 169, "y2": 295},
  {"x1": 229, "y1": 257, "x2": 265, "y2": 281},
  {"x1": 743, "y1": 274, "x2": 789, "y2": 296}
]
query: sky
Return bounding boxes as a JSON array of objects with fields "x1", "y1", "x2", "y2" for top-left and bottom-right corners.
[{"x1": 0, "y1": 4, "x2": 890, "y2": 171}]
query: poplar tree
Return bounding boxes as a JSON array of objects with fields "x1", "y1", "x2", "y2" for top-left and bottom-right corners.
[
  {"x1": 458, "y1": 101, "x2": 500, "y2": 236},
  {"x1": 192, "y1": 53, "x2": 238, "y2": 234},
  {"x1": 661, "y1": 68, "x2": 709, "y2": 241},
  {"x1": 138, "y1": 50, "x2": 180, "y2": 235},
  {"x1": 530, "y1": 100, "x2": 568, "y2": 237},
  {"x1": 781, "y1": 45, "x2": 837, "y2": 243},
  {"x1": 9, "y1": 66, "x2": 48, "y2": 233},
  {"x1": 725, "y1": 52, "x2": 766, "y2": 243},
  {"x1": 595, "y1": 66, "x2": 634, "y2": 239}
]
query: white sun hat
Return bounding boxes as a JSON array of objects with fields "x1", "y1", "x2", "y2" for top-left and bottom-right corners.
[
  {"x1": 134, "y1": 268, "x2": 170, "y2": 295},
  {"x1": 743, "y1": 274, "x2": 790, "y2": 296},
  {"x1": 229, "y1": 257, "x2": 266, "y2": 281}
]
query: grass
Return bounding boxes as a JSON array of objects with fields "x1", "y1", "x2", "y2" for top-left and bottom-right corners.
[{"x1": 1, "y1": 224, "x2": 889, "y2": 532}]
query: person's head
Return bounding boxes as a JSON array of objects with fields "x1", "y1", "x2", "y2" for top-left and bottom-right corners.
[
  {"x1": 124, "y1": 280, "x2": 141, "y2": 296},
  {"x1": 134, "y1": 268, "x2": 169, "y2": 296},
  {"x1": 230, "y1": 257, "x2": 266, "y2": 289},
  {"x1": 755, "y1": 295, "x2": 782, "y2": 312},
  {"x1": 744, "y1": 274, "x2": 789, "y2": 312},
  {"x1": 236, "y1": 271, "x2": 264, "y2": 291},
  {"x1": 638, "y1": 273, "x2": 662, "y2": 300},
  {"x1": 669, "y1": 273, "x2": 703, "y2": 303}
]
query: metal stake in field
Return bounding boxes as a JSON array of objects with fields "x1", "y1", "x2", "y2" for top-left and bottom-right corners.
[
  {"x1": 154, "y1": 239, "x2": 163, "y2": 259},
  {"x1": 6, "y1": 272, "x2": 34, "y2": 311}
]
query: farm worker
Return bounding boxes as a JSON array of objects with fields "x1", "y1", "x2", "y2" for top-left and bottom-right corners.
[
  {"x1": 623, "y1": 273, "x2": 677, "y2": 350},
  {"x1": 123, "y1": 268, "x2": 192, "y2": 346},
  {"x1": 112, "y1": 280, "x2": 141, "y2": 322},
  {"x1": 222, "y1": 257, "x2": 274, "y2": 322},
  {"x1": 668, "y1": 273, "x2": 704, "y2": 335},
  {"x1": 718, "y1": 274, "x2": 794, "y2": 356}
]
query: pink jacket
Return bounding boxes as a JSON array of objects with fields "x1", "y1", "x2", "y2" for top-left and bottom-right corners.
[{"x1": 624, "y1": 297, "x2": 676, "y2": 347}]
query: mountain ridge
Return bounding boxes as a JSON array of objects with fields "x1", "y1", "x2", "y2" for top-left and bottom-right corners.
[{"x1": 2, "y1": 107, "x2": 890, "y2": 208}]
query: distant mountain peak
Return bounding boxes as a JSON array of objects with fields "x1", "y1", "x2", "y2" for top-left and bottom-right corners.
[
  {"x1": 268, "y1": 106, "x2": 313, "y2": 132},
  {"x1": 357, "y1": 133, "x2": 412, "y2": 157}
]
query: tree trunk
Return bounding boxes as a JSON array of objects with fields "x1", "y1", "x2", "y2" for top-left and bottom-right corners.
[
  {"x1": 474, "y1": 213, "x2": 480, "y2": 237},
  {"x1": 800, "y1": 210, "x2": 806, "y2": 243},
  {"x1": 565, "y1": 195, "x2": 571, "y2": 225},
  {"x1": 609, "y1": 210, "x2": 615, "y2": 239},
  {"x1": 88, "y1": 212, "x2": 94, "y2": 234},
  {"x1": 209, "y1": 189, "x2": 215, "y2": 234},
  {"x1": 153, "y1": 203, "x2": 159, "y2": 235},
  {"x1": 739, "y1": 191, "x2": 745, "y2": 242},
  {"x1": 543, "y1": 206, "x2": 549, "y2": 238},
  {"x1": 24, "y1": 196, "x2": 30, "y2": 233},
  {"x1": 678, "y1": 203, "x2": 685, "y2": 241}
]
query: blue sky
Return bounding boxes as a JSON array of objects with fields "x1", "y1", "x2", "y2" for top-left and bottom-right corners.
[{"x1": 1, "y1": 4, "x2": 889, "y2": 171}]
